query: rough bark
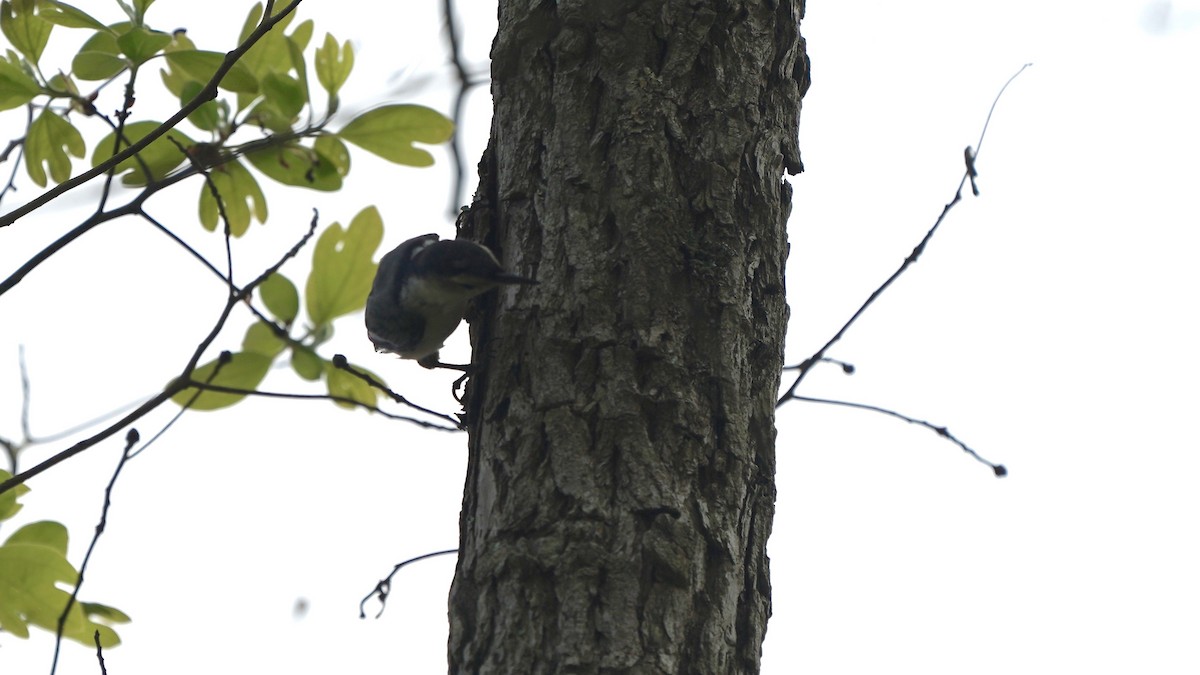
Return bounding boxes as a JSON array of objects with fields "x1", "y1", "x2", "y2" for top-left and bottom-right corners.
[{"x1": 449, "y1": 1, "x2": 808, "y2": 672}]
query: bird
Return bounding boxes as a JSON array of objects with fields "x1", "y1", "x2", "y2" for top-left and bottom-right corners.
[{"x1": 364, "y1": 233, "x2": 537, "y2": 369}]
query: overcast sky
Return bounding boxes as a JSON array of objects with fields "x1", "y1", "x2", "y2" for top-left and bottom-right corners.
[{"x1": 2, "y1": 1, "x2": 1198, "y2": 673}]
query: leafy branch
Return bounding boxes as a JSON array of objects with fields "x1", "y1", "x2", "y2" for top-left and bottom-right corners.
[
  {"x1": 0, "y1": 0, "x2": 305, "y2": 228},
  {"x1": 0, "y1": 0, "x2": 463, "y2": 657}
]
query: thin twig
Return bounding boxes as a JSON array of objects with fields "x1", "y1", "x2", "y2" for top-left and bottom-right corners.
[
  {"x1": 127, "y1": 351, "x2": 237, "y2": 460},
  {"x1": 777, "y1": 64, "x2": 1031, "y2": 407},
  {"x1": 169, "y1": 135, "x2": 236, "y2": 292},
  {"x1": 0, "y1": 213, "x2": 320, "y2": 497},
  {"x1": 97, "y1": 65, "x2": 143, "y2": 213},
  {"x1": 140, "y1": 210, "x2": 317, "y2": 357},
  {"x1": 332, "y1": 354, "x2": 465, "y2": 428},
  {"x1": 441, "y1": 0, "x2": 484, "y2": 214},
  {"x1": 180, "y1": 211, "x2": 318, "y2": 376},
  {"x1": 93, "y1": 631, "x2": 108, "y2": 675},
  {"x1": 18, "y1": 344, "x2": 32, "y2": 441},
  {"x1": 50, "y1": 429, "x2": 139, "y2": 675},
  {"x1": 0, "y1": 389, "x2": 176, "y2": 496},
  {"x1": 359, "y1": 549, "x2": 458, "y2": 619},
  {"x1": 793, "y1": 395, "x2": 1006, "y2": 476},
  {"x1": 0, "y1": 106, "x2": 32, "y2": 208},
  {"x1": 17, "y1": 345, "x2": 151, "y2": 446},
  {"x1": 181, "y1": 380, "x2": 461, "y2": 431}
]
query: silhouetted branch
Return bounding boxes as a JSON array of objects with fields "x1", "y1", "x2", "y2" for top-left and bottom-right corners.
[
  {"x1": 778, "y1": 64, "x2": 1031, "y2": 404},
  {"x1": 181, "y1": 380, "x2": 460, "y2": 432},
  {"x1": 332, "y1": 354, "x2": 465, "y2": 429},
  {"x1": 442, "y1": 0, "x2": 486, "y2": 214},
  {"x1": 793, "y1": 395, "x2": 1006, "y2": 476},
  {"x1": 93, "y1": 631, "x2": 107, "y2": 675},
  {"x1": 97, "y1": 64, "x2": 145, "y2": 213},
  {"x1": 50, "y1": 429, "x2": 139, "y2": 675},
  {"x1": 0, "y1": 106, "x2": 31, "y2": 208},
  {"x1": 359, "y1": 549, "x2": 458, "y2": 619},
  {"x1": 0, "y1": 212, "x2": 320, "y2": 497}
]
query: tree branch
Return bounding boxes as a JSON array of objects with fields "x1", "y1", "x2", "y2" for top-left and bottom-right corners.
[
  {"x1": 50, "y1": 429, "x2": 139, "y2": 675},
  {"x1": 792, "y1": 395, "x2": 1006, "y2": 476},
  {"x1": 777, "y1": 64, "x2": 1031, "y2": 406},
  {"x1": 0, "y1": 0, "x2": 306, "y2": 229},
  {"x1": 0, "y1": 212, "x2": 320, "y2": 496}
]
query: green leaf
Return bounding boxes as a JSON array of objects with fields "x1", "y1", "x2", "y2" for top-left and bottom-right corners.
[
  {"x1": 172, "y1": 351, "x2": 272, "y2": 411},
  {"x1": 244, "y1": 142, "x2": 342, "y2": 191},
  {"x1": 0, "y1": 58, "x2": 40, "y2": 110},
  {"x1": 338, "y1": 105, "x2": 453, "y2": 167},
  {"x1": 40, "y1": 1, "x2": 110, "y2": 31},
  {"x1": 286, "y1": 35, "x2": 308, "y2": 107},
  {"x1": 313, "y1": 134, "x2": 349, "y2": 178},
  {"x1": 72, "y1": 27, "x2": 127, "y2": 80},
  {"x1": 234, "y1": 1, "x2": 303, "y2": 112},
  {"x1": 0, "y1": 470, "x2": 30, "y2": 522},
  {"x1": 243, "y1": 320, "x2": 285, "y2": 357},
  {"x1": 260, "y1": 272, "x2": 299, "y2": 324},
  {"x1": 163, "y1": 49, "x2": 258, "y2": 94},
  {"x1": 198, "y1": 158, "x2": 267, "y2": 236},
  {"x1": 289, "y1": 18, "x2": 313, "y2": 52},
  {"x1": 157, "y1": 32, "x2": 195, "y2": 96},
  {"x1": 132, "y1": 0, "x2": 154, "y2": 23},
  {"x1": 80, "y1": 602, "x2": 132, "y2": 625},
  {"x1": 1, "y1": 0, "x2": 52, "y2": 63},
  {"x1": 0, "y1": 534, "x2": 77, "y2": 639},
  {"x1": 305, "y1": 207, "x2": 383, "y2": 325},
  {"x1": 6, "y1": 520, "x2": 67, "y2": 554},
  {"x1": 91, "y1": 120, "x2": 194, "y2": 186},
  {"x1": 25, "y1": 109, "x2": 84, "y2": 187},
  {"x1": 236, "y1": 2, "x2": 263, "y2": 45},
  {"x1": 0, "y1": 521, "x2": 128, "y2": 647},
  {"x1": 46, "y1": 70, "x2": 73, "y2": 93},
  {"x1": 116, "y1": 25, "x2": 170, "y2": 64},
  {"x1": 314, "y1": 33, "x2": 352, "y2": 100},
  {"x1": 324, "y1": 361, "x2": 377, "y2": 409},
  {"x1": 260, "y1": 71, "x2": 305, "y2": 120},
  {"x1": 78, "y1": 24, "x2": 121, "y2": 53},
  {"x1": 179, "y1": 80, "x2": 221, "y2": 131},
  {"x1": 72, "y1": 49, "x2": 126, "y2": 80},
  {"x1": 290, "y1": 346, "x2": 322, "y2": 381},
  {"x1": 114, "y1": 0, "x2": 135, "y2": 22}
]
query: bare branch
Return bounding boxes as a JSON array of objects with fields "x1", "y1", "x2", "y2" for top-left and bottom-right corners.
[
  {"x1": 777, "y1": 64, "x2": 1031, "y2": 406},
  {"x1": 181, "y1": 380, "x2": 461, "y2": 432},
  {"x1": 93, "y1": 631, "x2": 108, "y2": 675},
  {"x1": 97, "y1": 65, "x2": 144, "y2": 213},
  {"x1": 359, "y1": 549, "x2": 458, "y2": 619},
  {"x1": 331, "y1": 354, "x2": 465, "y2": 429},
  {"x1": 792, "y1": 395, "x2": 1006, "y2": 476},
  {"x1": 50, "y1": 429, "x2": 139, "y2": 675},
  {"x1": 442, "y1": 0, "x2": 486, "y2": 214},
  {"x1": 0, "y1": 213, "x2": 320, "y2": 496},
  {"x1": 0, "y1": 106, "x2": 32, "y2": 208}
]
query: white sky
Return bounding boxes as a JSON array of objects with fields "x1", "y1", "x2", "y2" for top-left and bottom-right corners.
[{"x1": 2, "y1": 0, "x2": 1198, "y2": 673}]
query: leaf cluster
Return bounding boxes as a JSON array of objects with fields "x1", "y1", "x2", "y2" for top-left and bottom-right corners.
[
  {"x1": 1, "y1": 0, "x2": 453, "y2": 235},
  {"x1": 0, "y1": 0, "x2": 460, "y2": 653}
]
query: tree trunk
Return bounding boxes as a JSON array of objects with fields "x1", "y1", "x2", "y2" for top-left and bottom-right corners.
[{"x1": 449, "y1": 1, "x2": 808, "y2": 672}]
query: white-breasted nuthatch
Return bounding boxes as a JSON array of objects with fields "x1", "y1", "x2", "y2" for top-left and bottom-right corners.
[{"x1": 365, "y1": 234, "x2": 537, "y2": 369}]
